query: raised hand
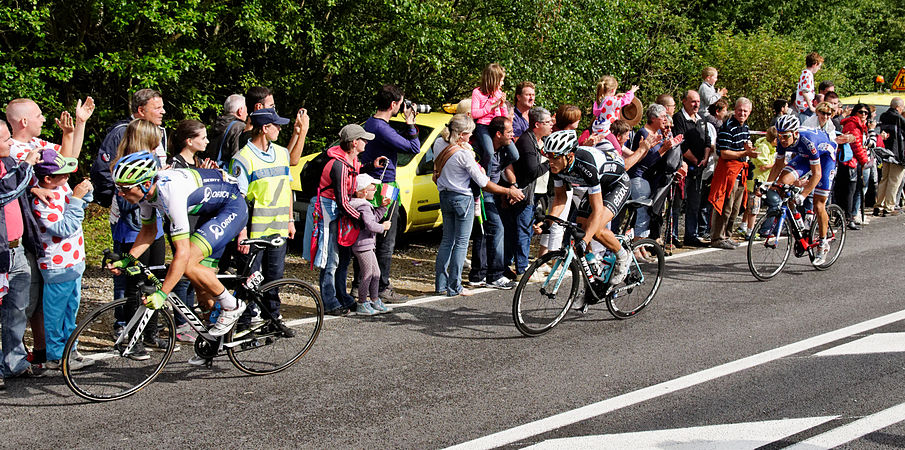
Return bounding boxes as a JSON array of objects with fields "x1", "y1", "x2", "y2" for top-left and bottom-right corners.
[
  {"x1": 75, "y1": 97, "x2": 95, "y2": 123},
  {"x1": 56, "y1": 111, "x2": 75, "y2": 134}
]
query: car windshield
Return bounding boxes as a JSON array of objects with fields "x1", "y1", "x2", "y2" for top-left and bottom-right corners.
[{"x1": 389, "y1": 121, "x2": 434, "y2": 166}]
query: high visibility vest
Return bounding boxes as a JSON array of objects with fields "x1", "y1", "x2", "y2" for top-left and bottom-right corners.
[{"x1": 232, "y1": 143, "x2": 292, "y2": 238}]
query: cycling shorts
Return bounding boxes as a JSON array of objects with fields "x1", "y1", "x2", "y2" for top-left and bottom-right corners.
[
  {"x1": 190, "y1": 197, "x2": 248, "y2": 267},
  {"x1": 782, "y1": 153, "x2": 837, "y2": 198},
  {"x1": 575, "y1": 173, "x2": 631, "y2": 219}
]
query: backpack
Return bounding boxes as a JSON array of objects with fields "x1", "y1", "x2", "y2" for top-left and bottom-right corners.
[
  {"x1": 336, "y1": 215, "x2": 360, "y2": 247},
  {"x1": 299, "y1": 150, "x2": 333, "y2": 200}
]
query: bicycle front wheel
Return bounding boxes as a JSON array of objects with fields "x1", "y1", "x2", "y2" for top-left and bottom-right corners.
[
  {"x1": 606, "y1": 239, "x2": 664, "y2": 319},
  {"x1": 62, "y1": 298, "x2": 176, "y2": 402},
  {"x1": 747, "y1": 213, "x2": 793, "y2": 281},
  {"x1": 227, "y1": 278, "x2": 323, "y2": 375},
  {"x1": 810, "y1": 203, "x2": 846, "y2": 270},
  {"x1": 512, "y1": 250, "x2": 581, "y2": 337}
]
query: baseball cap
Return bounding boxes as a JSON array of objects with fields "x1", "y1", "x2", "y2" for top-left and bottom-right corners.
[
  {"x1": 249, "y1": 108, "x2": 291, "y2": 127},
  {"x1": 339, "y1": 124, "x2": 375, "y2": 143},
  {"x1": 35, "y1": 149, "x2": 78, "y2": 177},
  {"x1": 355, "y1": 173, "x2": 378, "y2": 192}
]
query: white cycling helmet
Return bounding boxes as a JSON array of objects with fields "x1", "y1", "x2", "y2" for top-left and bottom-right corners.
[
  {"x1": 775, "y1": 114, "x2": 800, "y2": 134},
  {"x1": 544, "y1": 130, "x2": 578, "y2": 156}
]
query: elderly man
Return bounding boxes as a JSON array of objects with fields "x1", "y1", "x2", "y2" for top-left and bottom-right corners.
[
  {"x1": 206, "y1": 94, "x2": 248, "y2": 167},
  {"x1": 708, "y1": 97, "x2": 758, "y2": 249},
  {"x1": 876, "y1": 97, "x2": 905, "y2": 216},
  {"x1": 512, "y1": 81, "x2": 536, "y2": 140},
  {"x1": 672, "y1": 90, "x2": 711, "y2": 247}
]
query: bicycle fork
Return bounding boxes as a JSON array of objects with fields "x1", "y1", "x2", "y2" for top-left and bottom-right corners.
[{"x1": 541, "y1": 250, "x2": 576, "y2": 297}]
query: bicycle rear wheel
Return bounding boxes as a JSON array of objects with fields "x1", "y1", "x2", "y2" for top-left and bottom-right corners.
[
  {"x1": 606, "y1": 239, "x2": 663, "y2": 319},
  {"x1": 810, "y1": 204, "x2": 846, "y2": 270},
  {"x1": 62, "y1": 298, "x2": 176, "y2": 402},
  {"x1": 512, "y1": 250, "x2": 581, "y2": 337},
  {"x1": 227, "y1": 278, "x2": 323, "y2": 375},
  {"x1": 747, "y1": 213, "x2": 793, "y2": 281}
]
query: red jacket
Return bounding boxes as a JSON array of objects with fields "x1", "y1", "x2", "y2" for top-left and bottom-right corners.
[{"x1": 840, "y1": 116, "x2": 870, "y2": 169}]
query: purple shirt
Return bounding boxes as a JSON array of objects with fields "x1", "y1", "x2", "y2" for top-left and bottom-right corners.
[
  {"x1": 360, "y1": 116, "x2": 421, "y2": 182},
  {"x1": 512, "y1": 107, "x2": 529, "y2": 139}
]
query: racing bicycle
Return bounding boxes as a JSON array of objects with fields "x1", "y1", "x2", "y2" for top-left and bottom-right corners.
[
  {"x1": 61, "y1": 235, "x2": 324, "y2": 402},
  {"x1": 746, "y1": 184, "x2": 846, "y2": 281},
  {"x1": 512, "y1": 200, "x2": 664, "y2": 336}
]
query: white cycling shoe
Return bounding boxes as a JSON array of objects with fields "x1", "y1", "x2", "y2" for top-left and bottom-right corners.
[
  {"x1": 208, "y1": 302, "x2": 247, "y2": 337},
  {"x1": 609, "y1": 250, "x2": 631, "y2": 285},
  {"x1": 812, "y1": 241, "x2": 830, "y2": 266}
]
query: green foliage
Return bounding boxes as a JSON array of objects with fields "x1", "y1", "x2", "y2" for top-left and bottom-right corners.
[{"x1": 1, "y1": 0, "x2": 903, "y2": 164}]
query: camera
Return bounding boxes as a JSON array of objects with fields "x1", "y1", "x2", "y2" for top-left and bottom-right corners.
[{"x1": 402, "y1": 99, "x2": 431, "y2": 114}]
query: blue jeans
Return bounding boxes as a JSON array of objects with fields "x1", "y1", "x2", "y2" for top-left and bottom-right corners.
[
  {"x1": 482, "y1": 194, "x2": 506, "y2": 282},
  {"x1": 503, "y1": 201, "x2": 534, "y2": 274},
  {"x1": 474, "y1": 123, "x2": 519, "y2": 166},
  {"x1": 630, "y1": 177, "x2": 652, "y2": 238},
  {"x1": 436, "y1": 191, "x2": 474, "y2": 295},
  {"x1": 251, "y1": 240, "x2": 288, "y2": 316},
  {"x1": 319, "y1": 219, "x2": 355, "y2": 312},
  {"x1": 1, "y1": 246, "x2": 33, "y2": 377}
]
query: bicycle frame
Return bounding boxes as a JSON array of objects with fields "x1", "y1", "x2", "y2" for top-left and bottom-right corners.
[
  {"x1": 112, "y1": 241, "x2": 273, "y2": 356},
  {"x1": 762, "y1": 197, "x2": 819, "y2": 258}
]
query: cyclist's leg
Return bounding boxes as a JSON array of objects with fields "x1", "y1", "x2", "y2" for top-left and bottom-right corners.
[
  {"x1": 813, "y1": 157, "x2": 836, "y2": 239},
  {"x1": 189, "y1": 199, "x2": 248, "y2": 333}
]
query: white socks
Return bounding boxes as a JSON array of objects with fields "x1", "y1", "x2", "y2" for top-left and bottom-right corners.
[{"x1": 215, "y1": 289, "x2": 238, "y2": 310}]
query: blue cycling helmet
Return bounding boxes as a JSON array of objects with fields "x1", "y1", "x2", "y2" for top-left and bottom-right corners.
[{"x1": 113, "y1": 151, "x2": 159, "y2": 194}]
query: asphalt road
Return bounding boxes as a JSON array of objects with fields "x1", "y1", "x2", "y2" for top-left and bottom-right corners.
[{"x1": 3, "y1": 214, "x2": 905, "y2": 449}]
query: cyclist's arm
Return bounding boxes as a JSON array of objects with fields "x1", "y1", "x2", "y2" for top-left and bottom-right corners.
[
  {"x1": 548, "y1": 185, "x2": 568, "y2": 219},
  {"x1": 766, "y1": 154, "x2": 787, "y2": 183},
  {"x1": 159, "y1": 236, "x2": 191, "y2": 294},
  {"x1": 582, "y1": 191, "x2": 605, "y2": 245}
]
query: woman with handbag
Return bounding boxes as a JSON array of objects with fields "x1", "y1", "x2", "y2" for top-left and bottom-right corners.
[{"x1": 433, "y1": 115, "x2": 523, "y2": 297}]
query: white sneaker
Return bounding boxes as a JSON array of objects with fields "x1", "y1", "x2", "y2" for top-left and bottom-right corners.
[
  {"x1": 812, "y1": 241, "x2": 829, "y2": 266},
  {"x1": 537, "y1": 263, "x2": 552, "y2": 275},
  {"x1": 209, "y1": 302, "x2": 247, "y2": 337},
  {"x1": 487, "y1": 277, "x2": 516, "y2": 290},
  {"x1": 610, "y1": 250, "x2": 631, "y2": 285},
  {"x1": 528, "y1": 270, "x2": 547, "y2": 283},
  {"x1": 68, "y1": 356, "x2": 94, "y2": 371},
  {"x1": 187, "y1": 355, "x2": 210, "y2": 366}
]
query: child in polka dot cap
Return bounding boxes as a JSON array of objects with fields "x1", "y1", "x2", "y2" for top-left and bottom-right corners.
[{"x1": 31, "y1": 148, "x2": 94, "y2": 370}]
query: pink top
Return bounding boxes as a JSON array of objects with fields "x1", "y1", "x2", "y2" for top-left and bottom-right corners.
[
  {"x1": 0, "y1": 161, "x2": 24, "y2": 241},
  {"x1": 471, "y1": 87, "x2": 507, "y2": 125},
  {"x1": 591, "y1": 91, "x2": 635, "y2": 135}
]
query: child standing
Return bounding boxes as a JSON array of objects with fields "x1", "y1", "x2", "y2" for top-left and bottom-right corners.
[
  {"x1": 350, "y1": 174, "x2": 392, "y2": 315},
  {"x1": 591, "y1": 75, "x2": 639, "y2": 150},
  {"x1": 31, "y1": 149, "x2": 94, "y2": 371}
]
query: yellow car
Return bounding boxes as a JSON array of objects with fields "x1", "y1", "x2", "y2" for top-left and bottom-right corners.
[
  {"x1": 839, "y1": 92, "x2": 900, "y2": 117},
  {"x1": 290, "y1": 110, "x2": 460, "y2": 234}
]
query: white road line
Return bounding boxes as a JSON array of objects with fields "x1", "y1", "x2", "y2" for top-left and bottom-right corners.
[
  {"x1": 445, "y1": 308, "x2": 905, "y2": 450},
  {"x1": 786, "y1": 402, "x2": 905, "y2": 449}
]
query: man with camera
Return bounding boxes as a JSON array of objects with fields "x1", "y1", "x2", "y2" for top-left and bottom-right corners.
[{"x1": 358, "y1": 84, "x2": 422, "y2": 302}]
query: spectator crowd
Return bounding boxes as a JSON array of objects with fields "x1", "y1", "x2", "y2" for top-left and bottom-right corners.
[{"x1": 3, "y1": 51, "x2": 905, "y2": 390}]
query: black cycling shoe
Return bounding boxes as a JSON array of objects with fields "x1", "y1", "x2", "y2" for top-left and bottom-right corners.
[{"x1": 273, "y1": 319, "x2": 296, "y2": 338}]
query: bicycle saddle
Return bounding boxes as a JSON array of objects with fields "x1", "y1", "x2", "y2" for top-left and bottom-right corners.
[
  {"x1": 240, "y1": 235, "x2": 286, "y2": 249},
  {"x1": 623, "y1": 198, "x2": 653, "y2": 208}
]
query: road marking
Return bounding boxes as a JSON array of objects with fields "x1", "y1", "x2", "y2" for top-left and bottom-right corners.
[
  {"x1": 522, "y1": 416, "x2": 837, "y2": 449},
  {"x1": 445, "y1": 308, "x2": 905, "y2": 450},
  {"x1": 815, "y1": 332, "x2": 905, "y2": 356},
  {"x1": 786, "y1": 402, "x2": 905, "y2": 449}
]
